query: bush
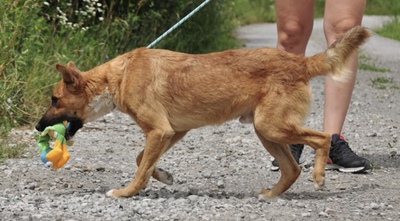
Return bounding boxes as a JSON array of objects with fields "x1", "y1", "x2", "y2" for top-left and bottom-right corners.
[
  {"x1": 0, "y1": 0, "x2": 240, "y2": 137},
  {"x1": 232, "y1": 0, "x2": 275, "y2": 24},
  {"x1": 0, "y1": 0, "x2": 48, "y2": 136}
]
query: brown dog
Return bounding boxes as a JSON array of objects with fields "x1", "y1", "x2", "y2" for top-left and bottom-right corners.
[{"x1": 36, "y1": 26, "x2": 371, "y2": 198}]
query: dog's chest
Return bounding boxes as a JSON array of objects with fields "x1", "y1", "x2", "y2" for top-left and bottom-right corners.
[{"x1": 85, "y1": 88, "x2": 116, "y2": 122}]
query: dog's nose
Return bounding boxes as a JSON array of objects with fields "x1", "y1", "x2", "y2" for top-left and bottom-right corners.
[{"x1": 35, "y1": 123, "x2": 43, "y2": 131}]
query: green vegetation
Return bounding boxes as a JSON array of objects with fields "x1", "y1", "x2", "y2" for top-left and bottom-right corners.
[
  {"x1": 0, "y1": 0, "x2": 238, "y2": 138},
  {"x1": 0, "y1": 141, "x2": 27, "y2": 161},
  {"x1": 375, "y1": 17, "x2": 400, "y2": 41},
  {"x1": 232, "y1": 0, "x2": 275, "y2": 25},
  {"x1": 359, "y1": 63, "x2": 390, "y2": 73},
  {"x1": 314, "y1": 0, "x2": 400, "y2": 18},
  {"x1": 365, "y1": 0, "x2": 400, "y2": 15},
  {"x1": 358, "y1": 54, "x2": 390, "y2": 73},
  {"x1": 366, "y1": 0, "x2": 400, "y2": 40},
  {"x1": 370, "y1": 77, "x2": 399, "y2": 90}
]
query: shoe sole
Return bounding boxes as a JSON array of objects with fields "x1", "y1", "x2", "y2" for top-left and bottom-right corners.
[
  {"x1": 326, "y1": 163, "x2": 370, "y2": 173},
  {"x1": 270, "y1": 165, "x2": 280, "y2": 171},
  {"x1": 270, "y1": 155, "x2": 306, "y2": 171},
  {"x1": 271, "y1": 163, "x2": 370, "y2": 173}
]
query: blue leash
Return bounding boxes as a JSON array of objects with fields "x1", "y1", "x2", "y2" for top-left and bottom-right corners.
[{"x1": 147, "y1": 0, "x2": 212, "y2": 48}]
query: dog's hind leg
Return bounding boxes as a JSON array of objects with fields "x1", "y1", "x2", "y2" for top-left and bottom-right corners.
[
  {"x1": 284, "y1": 127, "x2": 330, "y2": 191},
  {"x1": 255, "y1": 123, "x2": 330, "y2": 196},
  {"x1": 255, "y1": 129, "x2": 301, "y2": 198},
  {"x1": 257, "y1": 125, "x2": 330, "y2": 197},
  {"x1": 136, "y1": 131, "x2": 188, "y2": 185},
  {"x1": 253, "y1": 99, "x2": 330, "y2": 197}
]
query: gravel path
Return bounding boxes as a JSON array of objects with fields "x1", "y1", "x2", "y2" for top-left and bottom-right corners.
[{"x1": 1, "y1": 16, "x2": 399, "y2": 220}]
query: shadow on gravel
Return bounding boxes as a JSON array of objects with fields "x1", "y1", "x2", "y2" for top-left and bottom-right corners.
[
  {"x1": 136, "y1": 187, "x2": 255, "y2": 200},
  {"x1": 107, "y1": 183, "x2": 378, "y2": 201},
  {"x1": 281, "y1": 183, "x2": 378, "y2": 201},
  {"x1": 362, "y1": 153, "x2": 400, "y2": 168}
]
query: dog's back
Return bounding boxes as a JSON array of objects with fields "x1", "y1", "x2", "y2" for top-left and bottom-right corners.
[
  {"x1": 120, "y1": 47, "x2": 306, "y2": 129},
  {"x1": 115, "y1": 26, "x2": 371, "y2": 131}
]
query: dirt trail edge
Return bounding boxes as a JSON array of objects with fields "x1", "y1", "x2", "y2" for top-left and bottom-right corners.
[{"x1": 1, "y1": 16, "x2": 399, "y2": 221}]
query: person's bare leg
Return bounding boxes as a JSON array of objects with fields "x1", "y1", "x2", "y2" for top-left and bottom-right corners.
[
  {"x1": 275, "y1": 0, "x2": 314, "y2": 54},
  {"x1": 322, "y1": 0, "x2": 371, "y2": 172},
  {"x1": 323, "y1": 0, "x2": 366, "y2": 135}
]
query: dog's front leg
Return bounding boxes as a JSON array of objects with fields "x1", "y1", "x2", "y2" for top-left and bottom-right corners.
[
  {"x1": 135, "y1": 131, "x2": 188, "y2": 186},
  {"x1": 107, "y1": 129, "x2": 175, "y2": 198}
]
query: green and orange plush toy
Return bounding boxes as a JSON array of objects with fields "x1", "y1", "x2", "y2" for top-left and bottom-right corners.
[{"x1": 37, "y1": 121, "x2": 73, "y2": 169}]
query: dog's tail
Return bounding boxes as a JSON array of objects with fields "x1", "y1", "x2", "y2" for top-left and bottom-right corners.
[{"x1": 306, "y1": 26, "x2": 372, "y2": 82}]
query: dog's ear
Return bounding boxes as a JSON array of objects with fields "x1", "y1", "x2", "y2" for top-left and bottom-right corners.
[
  {"x1": 55, "y1": 63, "x2": 84, "y2": 92},
  {"x1": 67, "y1": 61, "x2": 81, "y2": 73}
]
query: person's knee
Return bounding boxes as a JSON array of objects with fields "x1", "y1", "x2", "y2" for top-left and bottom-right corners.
[
  {"x1": 277, "y1": 21, "x2": 309, "y2": 53},
  {"x1": 325, "y1": 19, "x2": 361, "y2": 43}
]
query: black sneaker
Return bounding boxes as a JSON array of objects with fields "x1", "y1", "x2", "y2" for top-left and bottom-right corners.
[
  {"x1": 270, "y1": 144, "x2": 304, "y2": 171},
  {"x1": 326, "y1": 134, "x2": 372, "y2": 173}
]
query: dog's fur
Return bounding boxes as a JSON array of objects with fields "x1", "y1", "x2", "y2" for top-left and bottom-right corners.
[{"x1": 36, "y1": 26, "x2": 371, "y2": 198}]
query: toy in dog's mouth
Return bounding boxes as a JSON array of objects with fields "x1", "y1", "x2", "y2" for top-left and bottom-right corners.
[
  {"x1": 35, "y1": 116, "x2": 83, "y2": 140},
  {"x1": 64, "y1": 119, "x2": 83, "y2": 140}
]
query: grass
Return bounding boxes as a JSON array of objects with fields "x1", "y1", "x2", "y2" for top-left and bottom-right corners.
[
  {"x1": 365, "y1": 0, "x2": 400, "y2": 15},
  {"x1": 375, "y1": 17, "x2": 400, "y2": 41},
  {"x1": 0, "y1": 141, "x2": 27, "y2": 161},
  {"x1": 232, "y1": 0, "x2": 275, "y2": 25},
  {"x1": 359, "y1": 63, "x2": 390, "y2": 73},
  {"x1": 370, "y1": 77, "x2": 399, "y2": 90},
  {"x1": 358, "y1": 53, "x2": 390, "y2": 73},
  {"x1": 371, "y1": 77, "x2": 392, "y2": 84},
  {"x1": 359, "y1": 54, "x2": 398, "y2": 90}
]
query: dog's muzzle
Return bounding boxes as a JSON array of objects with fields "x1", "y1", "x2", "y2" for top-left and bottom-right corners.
[{"x1": 35, "y1": 116, "x2": 83, "y2": 140}]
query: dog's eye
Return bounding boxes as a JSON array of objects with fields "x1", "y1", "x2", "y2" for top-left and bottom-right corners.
[{"x1": 51, "y1": 96, "x2": 58, "y2": 107}]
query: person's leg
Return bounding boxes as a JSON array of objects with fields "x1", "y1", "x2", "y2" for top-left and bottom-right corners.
[
  {"x1": 323, "y1": 0, "x2": 366, "y2": 134},
  {"x1": 271, "y1": 0, "x2": 314, "y2": 170},
  {"x1": 275, "y1": 0, "x2": 314, "y2": 54},
  {"x1": 323, "y1": 0, "x2": 371, "y2": 172}
]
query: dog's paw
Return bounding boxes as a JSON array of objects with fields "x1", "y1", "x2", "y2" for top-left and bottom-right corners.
[
  {"x1": 258, "y1": 187, "x2": 276, "y2": 199},
  {"x1": 313, "y1": 182, "x2": 325, "y2": 191},
  {"x1": 239, "y1": 114, "x2": 253, "y2": 124},
  {"x1": 155, "y1": 168, "x2": 174, "y2": 185},
  {"x1": 313, "y1": 179, "x2": 325, "y2": 191},
  {"x1": 106, "y1": 189, "x2": 117, "y2": 198}
]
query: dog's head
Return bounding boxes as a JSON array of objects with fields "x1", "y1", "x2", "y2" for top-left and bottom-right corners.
[{"x1": 35, "y1": 62, "x2": 88, "y2": 139}]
